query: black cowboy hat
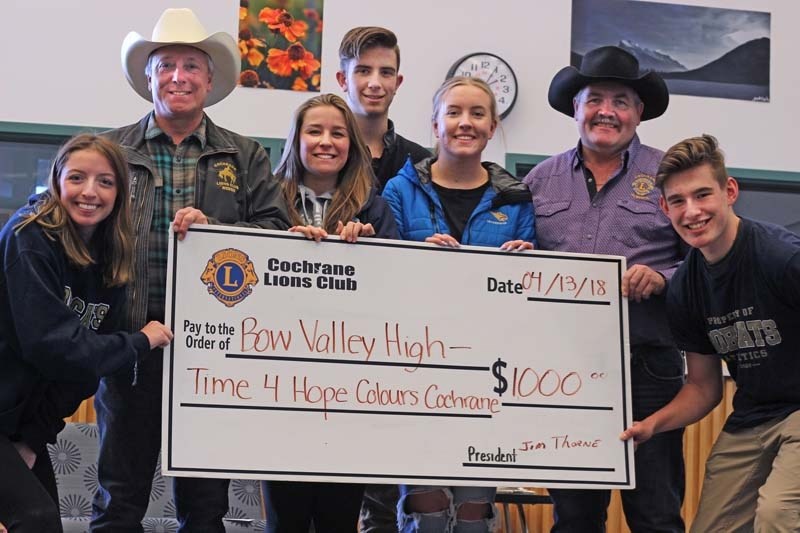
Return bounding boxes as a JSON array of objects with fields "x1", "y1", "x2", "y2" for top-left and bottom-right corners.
[{"x1": 548, "y1": 46, "x2": 669, "y2": 121}]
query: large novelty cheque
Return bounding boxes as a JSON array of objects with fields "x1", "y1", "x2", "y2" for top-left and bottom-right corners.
[{"x1": 163, "y1": 226, "x2": 635, "y2": 489}]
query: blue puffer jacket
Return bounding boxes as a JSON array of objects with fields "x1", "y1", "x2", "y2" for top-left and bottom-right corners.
[{"x1": 382, "y1": 157, "x2": 535, "y2": 246}]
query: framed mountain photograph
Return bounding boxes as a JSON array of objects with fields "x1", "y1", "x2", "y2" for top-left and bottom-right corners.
[{"x1": 571, "y1": 0, "x2": 770, "y2": 102}]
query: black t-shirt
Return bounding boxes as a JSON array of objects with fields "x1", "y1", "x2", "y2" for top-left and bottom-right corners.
[
  {"x1": 667, "y1": 217, "x2": 800, "y2": 430},
  {"x1": 432, "y1": 181, "x2": 491, "y2": 243},
  {"x1": 371, "y1": 122, "x2": 430, "y2": 192}
]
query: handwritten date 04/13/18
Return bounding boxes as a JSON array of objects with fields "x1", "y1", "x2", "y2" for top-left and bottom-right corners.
[{"x1": 486, "y1": 272, "x2": 607, "y2": 299}]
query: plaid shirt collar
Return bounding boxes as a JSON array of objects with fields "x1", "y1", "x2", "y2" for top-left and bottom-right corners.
[{"x1": 144, "y1": 112, "x2": 208, "y2": 149}]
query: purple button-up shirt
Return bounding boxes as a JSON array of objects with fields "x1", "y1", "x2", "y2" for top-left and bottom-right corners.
[{"x1": 524, "y1": 135, "x2": 685, "y2": 348}]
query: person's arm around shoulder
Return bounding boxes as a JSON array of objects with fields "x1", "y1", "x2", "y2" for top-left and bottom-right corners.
[{"x1": 621, "y1": 351, "x2": 723, "y2": 444}]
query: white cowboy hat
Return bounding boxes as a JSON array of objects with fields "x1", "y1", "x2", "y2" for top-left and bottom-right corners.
[{"x1": 121, "y1": 8, "x2": 239, "y2": 107}]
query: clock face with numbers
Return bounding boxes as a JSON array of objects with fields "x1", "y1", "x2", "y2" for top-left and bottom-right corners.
[{"x1": 446, "y1": 52, "x2": 518, "y2": 119}]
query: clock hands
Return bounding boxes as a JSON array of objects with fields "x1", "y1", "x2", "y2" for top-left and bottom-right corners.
[{"x1": 447, "y1": 53, "x2": 516, "y2": 119}]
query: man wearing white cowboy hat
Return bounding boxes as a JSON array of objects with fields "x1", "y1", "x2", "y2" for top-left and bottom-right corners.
[
  {"x1": 92, "y1": 8, "x2": 289, "y2": 532},
  {"x1": 524, "y1": 46, "x2": 687, "y2": 532}
]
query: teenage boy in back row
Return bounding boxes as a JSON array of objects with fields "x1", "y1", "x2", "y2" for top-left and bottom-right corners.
[
  {"x1": 337, "y1": 26, "x2": 430, "y2": 193},
  {"x1": 336, "y1": 26, "x2": 430, "y2": 533},
  {"x1": 622, "y1": 134, "x2": 800, "y2": 532}
]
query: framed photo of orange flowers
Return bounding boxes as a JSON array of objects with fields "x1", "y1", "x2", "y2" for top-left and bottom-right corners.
[{"x1": 238, "y1": 0, "x2": 323, "y2": 92}]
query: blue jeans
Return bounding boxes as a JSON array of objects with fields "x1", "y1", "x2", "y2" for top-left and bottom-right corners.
[
  {"x1": 397, "y1": 486, "x2": 497, "y2": 533},
  {"x1": 550, "y1": 347, "x2": 686, "y2": 533},
  {"x1": 91, "y1": 349, "x2": 230, "y2": 533}
]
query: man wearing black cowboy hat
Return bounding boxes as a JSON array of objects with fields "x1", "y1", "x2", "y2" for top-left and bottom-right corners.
[
  {"x1": 524, "y1": 46, "x2": 686, "y2": 532},
  {"x1": 92, "y1": 8, "x2": 289, "y2": 533}
]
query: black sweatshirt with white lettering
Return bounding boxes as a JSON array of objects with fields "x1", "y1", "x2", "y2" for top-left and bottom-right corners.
[{"x1": 0, "y1": 198, "x2": 149, "y2": 451}]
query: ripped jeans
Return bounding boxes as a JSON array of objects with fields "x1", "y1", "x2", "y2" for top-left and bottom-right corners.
[{"x1": 397, "y1": 485, "x2": 497, "y2": 533}]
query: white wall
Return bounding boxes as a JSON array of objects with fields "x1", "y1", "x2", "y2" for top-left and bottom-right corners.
[{"x1": 1, "y1": 0, "x2": 797, "y2": 172}]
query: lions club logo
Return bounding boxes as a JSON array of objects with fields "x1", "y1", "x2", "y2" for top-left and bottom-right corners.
[
  {"x1": 631, "y1": 174, "x2": 656, "y2": 199},
  {"x1": 214, "y1": 162, "x2": 239, "y2": 193},
  {"x1": 200, "y1": 248, "x2": 258, "y2": 307}
]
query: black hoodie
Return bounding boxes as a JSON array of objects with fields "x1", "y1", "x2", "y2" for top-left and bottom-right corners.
[{"x1": 0, "y1": 195, "x2": 149, "y2": 451}]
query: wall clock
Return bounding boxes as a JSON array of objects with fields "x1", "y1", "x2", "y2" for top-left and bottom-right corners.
[{"x1": 446, "y1": 52, "x2": 518, "y2": 119}]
